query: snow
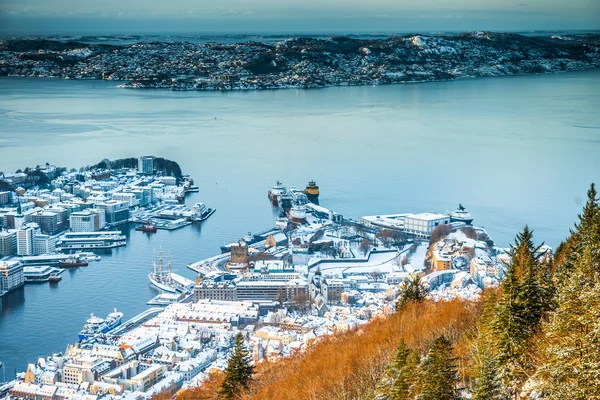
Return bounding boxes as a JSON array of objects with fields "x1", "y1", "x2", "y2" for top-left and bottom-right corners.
[{"x1": 408, "y1": 243, "x2": 428, "y2": 271}]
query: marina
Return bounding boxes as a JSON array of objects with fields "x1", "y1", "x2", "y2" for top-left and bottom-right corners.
[{"x1": 131, "y1": 202, "x2": 215, "y2": 230}]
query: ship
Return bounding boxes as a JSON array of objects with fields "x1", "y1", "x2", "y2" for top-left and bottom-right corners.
[
  {"x1": 278, "y1": 192, "x2": 293, "y2": 213},
  {"x1": 275, "y1": 217, "x2": 289, "y2": 230},
  {"x1": 268, "y1": 181, "x2": 285, "y2": 206},
  {"x1": 193, "y1": 202, "x2": 216, "y2": 221},
  {"x1": 58, "y1": 257, "x2": 89, "y2": 268},
  {"x1": 136, "y1": 221, "x2": 158, "y2": 233},
  {"x1": 289, "y1": 205, "x2": 307, "y2": 224},
  {"x1": 78, "y1": 308, "x2": 123, "y2": 341},
  {"x1": 149, "y1": 248, "x2": 178, "y2": 293},
  {"x1": 304, "y1": 181, "x2": 320, "y2": 204},
  {"x1": 448, "y1": 204, "x2": 474, "y2": 225}
]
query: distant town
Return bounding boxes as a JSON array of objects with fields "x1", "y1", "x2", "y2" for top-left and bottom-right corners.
[
  {"x1": 0, "y1": 157, "x2": 550, "y2": 399},
  {"x1": 1, "y1": 32, "x2": 599, "y2": 91}
]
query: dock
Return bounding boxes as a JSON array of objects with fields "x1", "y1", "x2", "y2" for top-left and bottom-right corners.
[{"x1": 109, "y1": 308, "x2": 163, "y2": 336}]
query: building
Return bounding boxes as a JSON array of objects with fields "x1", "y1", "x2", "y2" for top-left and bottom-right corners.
[
  {"x1": 0, "y1": 191, "x2": 9, "y2": 205},
  {"x1": 70, "y1": 211, "x2": 96, "y2": 232},
  {"x1": 403, "y1": 213, "x2": 450, "y2": 238},
  {"x1": 0, "y1": 230, "x2": 17, "y2": 256},
  {"x1": 28, "y1": 211, "x2": 60, "y2": 235},
  {"x1": 96, "y1": 200, "x2": 130, "y2": 226},
  {"x1": 432, "y1": 250, "x2": 453, "y2": 271},
  {"x1": 90, "y1": 208, "x2": 106, "y2": 230},
  {"x1": 138, "y1": 156, "x2": 154, "y2": 175},
  {"x1": 17, "y1": 223, "x2": 39, "y2": 256},
  {"x1": 33, "y1": 234, "x2": 56, "y2": 255},
  {"x1": 62, "y1": 356, "x2": 112, "y2": 385},
  {"x1": 0, "y1": 260, "x2": 25, "y2": 294},
  {"x1": 102, "y1": 360, "x2": 165, "y2": 392}
]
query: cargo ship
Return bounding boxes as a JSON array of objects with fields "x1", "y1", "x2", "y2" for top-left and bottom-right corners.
[
  {"x1": 289, "y1": 205, "x2": 307, "y2": 224},
  {"x1": 304, "y1": 181, "x2": 319, "y2": 204},
  {"x1": 268, "y1": 181, "x2": 285, "y2": 206},
  {"x1": 136, "y1": 222, "x2": 158, "y2": 233},
  {"x1": 78, "y1": 309, "x2": 123, "y2": 341}
]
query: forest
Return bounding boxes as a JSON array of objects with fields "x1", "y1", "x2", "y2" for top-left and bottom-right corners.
[{"x1": 155, "y1": 184, "x2": 600, "y2": 400}]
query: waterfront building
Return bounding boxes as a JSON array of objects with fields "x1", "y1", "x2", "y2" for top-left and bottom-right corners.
[
  {"x1": 0, "y1": 229, "x2": 17, "y2": 256},
  {"x1": 112, "y1": 192, "x2": 138, "y2": 207},
  {"x1": 0, "y1": 260, "x2": 25, "y2": 294},
  {"x1": 17, "y1": 223, "x2": 39, "y2": 256},
  {"x1": 138, "y1": 156, "x2": 154, "y2": 175},
  {"x1": 33, "y1": 234, "x2": 56, "y2": 255},
  {"x1": 70, "y1": 211, "x2": 96, "y2": 232},
  {"x1": 62, "y1": 356, "x2": 112, "y2": 385},
  {"x1": 90, "y1": 208, "x2": 106, "y2": 230},
  {"x1": 102, "y1": 361, "x2": 165, "y2": 392},
  {"x1": 56, "y1": 231, "x2": 126, "y2": 251},
  {"x1": 95, "y1": 200, "x2": 130, "y2": 226},
  {"x1": 403, "y1": 213, "x2": 450, "y2": 238}
]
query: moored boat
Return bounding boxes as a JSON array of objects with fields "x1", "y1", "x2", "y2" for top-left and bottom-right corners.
[
  {"x1": 289, "y1": 205, "x2": 307, "y2": 224},
  {"x1": 136, "y1": 222, "x2": 158, "y2": 233},
  {"x1": 59, "y1": 257, "x2": 89, "y2": 268},
  {"x1": 448, "y1": 204, "x2": 474, "y2": 225},
  {"x1": 78, "y1": 308, "x2": 123, "y2": 341},
  {"x1": 148, "y1": 248, "x2": 178, "y2": 293},
  {"x1": 304, "y1": 180, "x2": 320, "y2": 204},
  {"x1": 268, "y1": 181, "x2": 285, "y2": 206},
  {"x1": 48, "y1": 273, "x2": 62, "y2": 284}
]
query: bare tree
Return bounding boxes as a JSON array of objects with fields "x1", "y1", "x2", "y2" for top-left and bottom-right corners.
[
  {"x1": 368, "y1": 269, "x2": 384, "y2": 282},
  {"x1": 360, "y1": 238, "x2": 370, "y2": 256}
]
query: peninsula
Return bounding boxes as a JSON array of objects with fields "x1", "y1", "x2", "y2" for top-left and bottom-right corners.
[{"x1": 1, "y1": 32, "x2": 599, "y2": 91}]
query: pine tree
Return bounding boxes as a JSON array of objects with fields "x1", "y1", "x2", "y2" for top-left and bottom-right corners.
[
  {"x1": 390, "y1": 339, "x2": 410, "y2": 400},
  {"x1": 540, "y1": 184, "x2": 600, "y2": 399},
  {"x1": 396, "y1": 276, "x2": 427, "y2": 312},
  {"x1": 471, "y1": 292, "x2": 501, "y2": 400},
  {"x1": 418, "y1": 336, "x2": 459, "y2": 400},
  {"x1": 492, "y1": 226, "x2": 546, "y2": 396},
  {"x1": 220, "y1": 333, "x2": 254, "y2": 399}
]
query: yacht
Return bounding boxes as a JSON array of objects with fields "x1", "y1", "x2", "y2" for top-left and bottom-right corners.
[{"x1": 448, "y1": 204, "x2": 474, "y2": 225}]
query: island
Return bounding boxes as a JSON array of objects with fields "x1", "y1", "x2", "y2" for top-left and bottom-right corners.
[{"x1": 1, "y1": 32, "x2": 599, "y2": 91}]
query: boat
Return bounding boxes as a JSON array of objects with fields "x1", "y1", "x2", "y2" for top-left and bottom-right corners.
[
  {"x1": 268, "y1": 181, "x2": 285, "y2": 206},
  {"x1": 78, "y1": 308, "x2": 123, "y2": 341},
  {"x1": 448, "y1": 204, "x2": 474, "y2": 225},
  {"x1": 148, "y1": 248, "x2": 178, "y2": 293},
  {"x1": 278, "y1": 192, "x2": 293, "y2": 213},
  {"x1": 289, "y1": 205, "x2": 307, "y2": 224},
  {"x1": 187, "y1": 185, "x2": 200, "y2": 193},
  {"x1": 304, "y1": 181, "x2": 320, "y2": 204},
  {"x1": 136, "y1": 221, "x2": 158, "y2": 233},
  {"x1": 23, "y1": 266, "x2": 58, "y2": 283},
  {"x1": 58, "y1": 257, "x2": 89, "y2": 268},
  {"x1": 193, "y1": 202, "x2": 216, "y2": 221},
  {"x1": 48, "y1": 273, "x2": 62, "y2": 283}
]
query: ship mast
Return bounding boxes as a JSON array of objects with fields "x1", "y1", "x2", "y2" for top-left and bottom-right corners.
[
  {"x1": 159, "y1": 246, "x2": 163, "y2": 276},
  {"x1": 153, "y1": 248, "x2": 156, "y2": 275}
]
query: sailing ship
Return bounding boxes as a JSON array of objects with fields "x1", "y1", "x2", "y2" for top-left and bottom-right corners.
[{"x1": 148, "y1": 248, "x2": 178, "y2": 293}]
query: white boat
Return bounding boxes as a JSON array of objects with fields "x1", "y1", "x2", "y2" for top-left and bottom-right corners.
[
  {"x1": 78, "y1": 308, "x2": 123, "y2": 341},
  {"x1": 289, "y1": 205, "x2": 307, "y2": 224},
  {"x1": 193, "y1": 202, "x2": 216, "y2": 221},
  {"x1": 448, "y1": 204, "x2": 474, "y2": 225},
  {"x1": 268, "y1": 181, "x2": 286, "y2": 206}
]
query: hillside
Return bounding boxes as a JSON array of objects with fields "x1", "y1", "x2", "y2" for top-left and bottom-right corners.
[
  {"x1": 1, "y1": 32, "x2": 599, "y2": 90},
  {"x1": 163, "y1": 183, "x2": 600, "y2": 399}
]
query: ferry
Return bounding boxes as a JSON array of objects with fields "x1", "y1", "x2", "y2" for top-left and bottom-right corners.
[
  {"x1": 268, "y1": 181, "x2": 286, "y2": 206},
  {"x1": 304, "y1": 181, "x2": 320, "y2": 204},
  {"x1": 78, "y1": 309, "x2": 123, "y2": 341},
  {"x1": 448, "y1": 204, "x2": 474, "y2": 225}
]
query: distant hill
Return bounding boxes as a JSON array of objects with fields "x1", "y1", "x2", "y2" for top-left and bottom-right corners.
[{"x1": 1, "y1": 32, "x2": 599, "y2": 90}]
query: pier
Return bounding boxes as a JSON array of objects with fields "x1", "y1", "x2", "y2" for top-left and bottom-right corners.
[{"x1": 109, "y1": 308, "x2": 163, "y2": 336}]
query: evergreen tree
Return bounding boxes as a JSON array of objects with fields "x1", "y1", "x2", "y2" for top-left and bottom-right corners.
[
  {"x1": 396, "y1": 276, "x2": 427, "y2": 312},
  {"x1": 418, "y1": 336, "x2": 459, "y2": 400},
  {"x1": 471, "y1": 292, "x2": 501, "y2": 400},
  {"x1": 492, "y1": 226, "x2": 545, "y2": 396},
  {"x1": 390, "y1": 339, "x2": 410, "y2": 399},
  {"x1": 220, "y1": 333, "x2": 254, "y2": 399},
  {"x1": 540, "y1": 184, "x2": 600, "y2": 399}
]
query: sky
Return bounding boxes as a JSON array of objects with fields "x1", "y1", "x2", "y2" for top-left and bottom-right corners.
[{"x1": 1, "y1": 0, "x2": 599, "y2": 35}]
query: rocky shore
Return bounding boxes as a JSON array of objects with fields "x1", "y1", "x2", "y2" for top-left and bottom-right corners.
[{"x1": 1, "y1": 32, "x2": 599, "y2": 90}]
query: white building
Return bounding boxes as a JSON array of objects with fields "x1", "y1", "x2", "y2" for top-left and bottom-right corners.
[
  {"x1": 33, "y1": 234, "x2": 57, "y2": 255},
  {"x1": 17, "y1": 223, "x2": 39, "y2": 256},
  {"x1": 70, "y1": 211, "x2": 96, "y2": 232},
  {"x1": 138, "y1": 156, "x2": 154, "y2": 175},
  {"x1": 403, "y1": 213, "x2": 450, "y2": 238},
  {"x1": 0, "y1": 260, "x2": 24, "y2": 294}
]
